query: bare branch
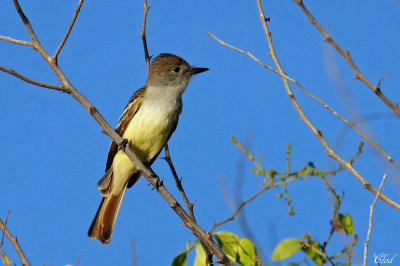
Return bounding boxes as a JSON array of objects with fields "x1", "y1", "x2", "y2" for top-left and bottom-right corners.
[
  {"x1": 0, "y1": 211, "x2": 11, "y2": 249},
  {"x1": 140, "y1": 0, "x2": 151, "y2": 74},
  {"x1": 163, "y1": 144, "x2": 196, "y2": 220},
  {"x1": 76, "y1": 254, "x2": 81, "y2": 266},
  {"x1": 0, "y1": 212, "x2": 31, "y2": 266},
  {"x1": 163, "y1": 144, "x2": 214, "y2": 265},
  {"x1": 207, "y1": 30, "x2": 400, "y2": 209},
  {"x1": 0, "y1": 35, "x2": 32, "y2": 46},
  {"x1": 53, "y1": 0, "x2": 84, "y2": 62},
  {"x1": 293, "y1": 0, "x2": 400, "y2": 118},
  {"x1": 0, "y1": 65, "x2": 65, "y2": 91},
  {"x1": 257, "y1": 0, "x2": 400, "y2": 210},
  {"x1": 211, "y1": 180, "x2": 271, "y2": 232},
  {"x1": 212, "y1": 172, "x2": 298, "y2": 232},
  {"x1": 298, "y1": 79, "x2": 400, "y2": 171},
  {"x1": 364, "y1": 174, "x2": 387, "y2": 266},
  {"x1": 12, "y1": 0, "x2": 40, "y2": 45},
  {"x1": 4, "y1": 1, "x2": 234, "y2": 264},
  {"x1": 206, "y1": 32, "x2": 278, "y2": 74},
  {"x1": 376, "y1": 72, "x2": 390, "y2": 90}
]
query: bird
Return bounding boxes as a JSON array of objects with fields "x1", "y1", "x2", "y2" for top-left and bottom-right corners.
[{"x1": 88, "y1": 53, "x2": 209, "y2": 244}]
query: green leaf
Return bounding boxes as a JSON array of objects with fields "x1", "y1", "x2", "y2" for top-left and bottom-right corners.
[
  {"x1": 214, "y1": 231, "x2": 240, "y2": 262},
  {"x1": 284, "y1": 263, "x2": 299, "y2": 266},
  {"x1": 238, "y1": 238, "x2": 259, "y2": 266},
  {"x1": 194, "y1": 242, "x2": 208, "y2": 266},
  {"x1": 271, "y1": 238, "x2": 302, "y2": 261},
  {"x1": 172, "y1": 252, "x2": 187, "y2": 266},
  {"x1": 338, "y1": 213, "x2": 354, "y2": 235},
  {"x1": 302, "y1": 240, "x2": 323, "y2": 266}
]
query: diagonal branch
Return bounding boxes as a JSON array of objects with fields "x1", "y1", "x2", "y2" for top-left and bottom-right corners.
[
  {"x1": 0, "y1": 211, "x2": 11, "y2": 249},
  {"x1": 0, "y1": 36, "x2": 32, "y2": 46},
  {"x1": 53, "y1": 0, "x2": 85, "y2": 62},
  {"x1": 0, "y1": 65, "x2": 65, "y2": 91},
  {"x1": 293, "y1": 0, "x2": 400, "y2": 119},
  {"x1": 163, "y1": 144, "x2": 214, "y2": 265},
  {"x1": 254, "y1": 0, "x2": 400, "y2": 210},
  {"x1": 0, "y1": 212, "x2": 31, "y2": 266},
  {"x1": 163, "y1": 144, "x2": 196, "y2": 220},
  {"x1": 4, "y1": 1, "x2": 234, "y2": 264},
  {"x1": 12, "y1": 0, "x2": 40, "y2": 45},
  {"x1": 210, "y1": 180, "x2": 272, "y2": 232},
  {"x1": 207, "y1": 32, "x2": 400, "y2": 183}
]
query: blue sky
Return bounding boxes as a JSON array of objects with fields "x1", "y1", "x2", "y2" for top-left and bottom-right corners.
[{"x1": 1, "y1": 0, "x2": 400, "y2": 265}]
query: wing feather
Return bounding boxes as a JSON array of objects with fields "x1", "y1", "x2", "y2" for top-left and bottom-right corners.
[{"x1": 105, "y1": 87, "x2": 146, "y2": 171}]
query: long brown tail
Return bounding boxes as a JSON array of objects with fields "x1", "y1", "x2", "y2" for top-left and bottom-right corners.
[{"x1": 87, "y1": 185, "x2": 127, "y2": 245}]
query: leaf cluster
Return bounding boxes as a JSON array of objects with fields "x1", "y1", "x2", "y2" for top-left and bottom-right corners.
[{"x1": 172, "y1": 231, "x2": 261, "y2": 266}]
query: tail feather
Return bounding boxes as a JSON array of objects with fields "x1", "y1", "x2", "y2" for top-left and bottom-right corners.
[
  {"x1": 88, "y1": 185, "x2": 127, "y2": 244},
  {"x1": 96, "y1": 167, "x2": 113, "y2": 196}
]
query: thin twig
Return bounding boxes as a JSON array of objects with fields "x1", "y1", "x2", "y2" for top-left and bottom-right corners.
[
  {"x1": 53, "y1": 0, "x2": 84, "y2": 62},
  {"x1": 322, "y1": 192, "x2": 344, "y2": 253},
  {"x1": 376, "y1": 72, "x2": 390, "y2": 90},
  {"x1": 4, "y1": 1, "x2": 234, "y2": 264},
  {"x1": 164, "y1": 144, "x2": 196, "y2": 219},
  {"x1": 323, "y1": 53, "x2": 400, "y2": 193},
  {"x1": 293, "y1": 0, "x2": 400, "y2": 118},
  {"x1": 220, "y1": 139, "x2": 268, "y2": 263},
  {"x1": 164, "y1": 144, "x2": 214, "y2": 265},
  {"x1": 300, "y1": 241, "x2": 335, "y2": 266},
  {"x1": 0, "y1": 36, "x2": 32, "y2": 46},
  {"x1": 0, "y1": 65, "x2": 65, "y2": 91},
  {"x1": 207, "y1": 33, "x2": 400, "y2": 172},
  {"x1": 211, "y1": 180, "x2": 272, "y2": 232},
  {"x1": 140, "y1": 0, "x2": 151, "y2": 74},
  {"x1": 364, "y1": 174, "x2": 387, "y2": 266},
  {"x1": 300, "y1": 83, "x2": 400, "y2": 171},
  {"x1": 75, "y1": 254, "x2": 81, "y2": 266},
  {"x1": 207, "y1": 0, "x2": 400, "y2": 210},
  {"x1": 255, "y1": 0, "x2": 399, "y2": 210},
  {"x1": 0, "y1": 213, "x2": 31, "y2": 266},
  {"x1": 207, "y1": 28, "x2": 400, "y2": 210},
  {"x1": 0, "y1": 210, "x2": 11, "y2": 249},
  {"x1": 206, "y1": 32, "x2": 278, "y2": 74},
  {"x1": 12, "y1": 0, "x2": 40, "y2": 46}
]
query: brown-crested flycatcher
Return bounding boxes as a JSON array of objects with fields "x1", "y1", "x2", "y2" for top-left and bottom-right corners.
[{"x1": 88, "y1": 53, "x2": 209, "y2": 244}]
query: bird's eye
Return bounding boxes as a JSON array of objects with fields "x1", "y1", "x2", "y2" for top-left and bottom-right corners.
[{"x1": 173, "y1": 66, "x2": 180, "y2": 73}]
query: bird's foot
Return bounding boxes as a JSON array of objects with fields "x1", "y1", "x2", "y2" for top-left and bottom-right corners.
[{"x1": 118, "y1": 138, "x2": 129, "y2": 150}]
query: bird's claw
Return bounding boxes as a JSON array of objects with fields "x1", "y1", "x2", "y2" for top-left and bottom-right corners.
[{"x1": 118, "y1": 139, "x2": 129, "y2": 150}]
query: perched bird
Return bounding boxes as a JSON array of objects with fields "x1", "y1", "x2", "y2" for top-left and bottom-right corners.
[{"x1": 88, "y1": 53, "x2": 209, "y2": 244}]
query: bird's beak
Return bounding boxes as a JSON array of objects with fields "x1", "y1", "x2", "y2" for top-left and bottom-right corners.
[{"x1": 191, "y1": 67, "x2": 210, "y2": 75}]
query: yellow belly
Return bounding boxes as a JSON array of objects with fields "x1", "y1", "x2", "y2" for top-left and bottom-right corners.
[{"x1": 111, "y1": 103, "x2": 177, "y2": 192}]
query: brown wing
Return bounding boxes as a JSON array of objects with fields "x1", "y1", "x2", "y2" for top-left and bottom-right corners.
[{"x1": 105, "y1": 87, "x2": 146, "y2": 172}]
